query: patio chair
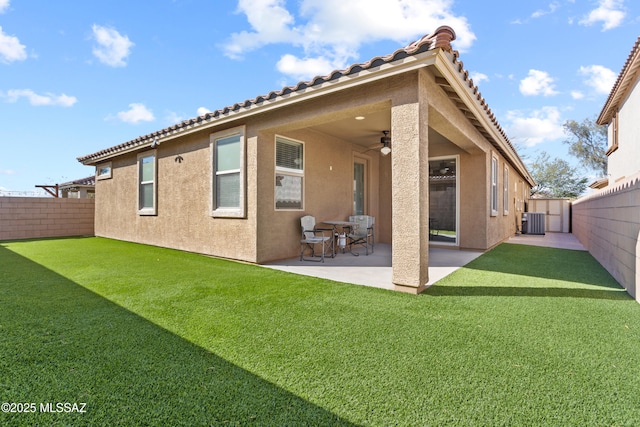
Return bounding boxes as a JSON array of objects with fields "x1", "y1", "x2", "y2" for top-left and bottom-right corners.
[
  {"x1": 347, "y1": 215, "x2": 375, "y2": 255},
  {"x1": 300, "y1": 215, "x2": 333, "y2": 262}
]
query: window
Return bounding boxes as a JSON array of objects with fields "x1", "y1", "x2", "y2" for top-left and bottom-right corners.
[
  {"x1": 137, "y1": 151, "x2": 156, "y2": 215},
  {"x1": 96, "y1": 162, "x2": 112, "y2": 180},
  {"x1": 490, "y1": 155, "x2": 498, "y2": 216},
  {"x1": 211, "y1": 127, "x2": 245, "y2": 218},
  {"x1": 606, "y1": 112, "x2": 619, "y2": 156},
  {"x1": 275, "y1": 136, "x2": 304, "y2": 210},
  {"x1": 503, "y1": 165, "x2": 509, "y2": 215}
]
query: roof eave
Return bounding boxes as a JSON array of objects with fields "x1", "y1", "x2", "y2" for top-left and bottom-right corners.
[
  {"x1": 79, "y1": 50, "x2": 440, "y2": 166},
  {"x1": 433, "y1": 50, "x2": 536, "y2": 187},
  {"x1": 597, "y1": 37, "x2": 640, "y2": 125}
]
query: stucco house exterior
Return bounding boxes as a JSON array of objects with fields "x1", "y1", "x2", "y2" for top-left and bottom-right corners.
[
  {"x1": 78, "y1": 26, "x2": 533, "y2": 294},
  {"x1": 573, "y1": 36, "x2": 640, "y2": 302}
]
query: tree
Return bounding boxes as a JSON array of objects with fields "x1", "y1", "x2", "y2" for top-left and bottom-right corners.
[
  {"x1": 563, "y1": 117, "x2": 608, "y2": 176},
  {"x1": 528, "y1": 151, "x2": 588, "y2": 198}
]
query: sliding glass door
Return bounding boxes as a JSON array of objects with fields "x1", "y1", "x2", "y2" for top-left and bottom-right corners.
[
  {"x1": 429, "y1": 156, "x2": 458, "y2": 245},
  {"x1": 353, "y1": 157, "x2": 367, "y2": 215}
]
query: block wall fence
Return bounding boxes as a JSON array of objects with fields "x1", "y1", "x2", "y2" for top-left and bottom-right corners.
[
  {"x1": 572, "y1": 173, "x2": 640, "y2": 302},
  {"x1": 0, "y1": 197, "x2": 94, "y2": 240}
]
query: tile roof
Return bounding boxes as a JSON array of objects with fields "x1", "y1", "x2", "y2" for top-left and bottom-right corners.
[
  {"x1": 78, "y1": 28, "x2": 446, "y2": 163},
  {"x1": 597, "y1": 36, "x2": 640, "y2": 125},
  {"x1": 78, "y1": 25, "x2": 528, "y2": 184},
  {"x1": 59, "y1": 176, "x2": 96, "y2": 188}
]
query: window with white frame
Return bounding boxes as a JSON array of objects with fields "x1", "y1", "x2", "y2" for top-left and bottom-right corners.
[
  {"x1": 138, "y1": 151, "x2": 156, "y2": 215},
  {"x1": 275, "y1": 136, "x2": 304, "y2": 210},
  {"x1": 211, "y1": 127, "x2": 245, "y2": 218},
  {"x1": 96, "y1": 162, "x2": 112, "y2": 180},
  {"x1": 606, "y1": 111, "x2": 619, "y2": 155},
  {"x1": 490, "y1": 155, "x2": 498, "y2": 216},
  {"x1": 503, "y1": 165, "x2": 509, "y2": 215}
]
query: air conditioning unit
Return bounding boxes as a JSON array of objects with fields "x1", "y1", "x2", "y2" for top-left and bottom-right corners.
[{"x1": 527, "y1": 212, "x2": 545, "y2": 235}]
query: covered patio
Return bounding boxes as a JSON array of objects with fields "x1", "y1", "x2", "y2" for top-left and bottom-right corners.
[
  {"x1": 263, "y1": 233, "x2": 586, "y2": 291},
  {"x1": 255, "y1": 28, "x2": 533, "y2": 293}
]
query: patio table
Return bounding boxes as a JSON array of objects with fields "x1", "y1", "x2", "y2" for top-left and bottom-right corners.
[{"x1": 322, "y1": 220, "x2": 359, "y2": 256}]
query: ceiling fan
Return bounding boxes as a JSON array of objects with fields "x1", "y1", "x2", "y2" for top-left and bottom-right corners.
[{"x1": 366, "y1": 130, "x2": 392, "y2": 155}]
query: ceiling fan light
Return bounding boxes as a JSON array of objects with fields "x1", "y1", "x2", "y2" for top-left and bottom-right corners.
[{"x1": 380, "y1": 130, "x2": 391, "y2": 155}]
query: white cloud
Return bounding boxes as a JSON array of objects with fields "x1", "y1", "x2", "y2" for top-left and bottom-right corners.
[
  {"x1": 115, "y1": 103, "x2": 155, "y2": 124},
  {"x1": 276, "y1": 53, "x2": 341, "y2": 81},
  {"x1": 91, "y1": 24, "x2": 134, "y2": 67},
  {"x1": 579, "y1": 0, "x2": 625, "y2": 31},
  {"x1": 470, "y1": 72, "x2": 489, "y2": 85},
  {"x1": 196, "y1": 107, "x2": 211, "y2": 116},
  {"x1": 0, "y1": 26, "x2": 27, "y2": 63},
  {"x1": 579, "y1": 65, "x2": 617, "y2": 95},
  {"x1": 224, "y1": 0, "x2": 476, "y2": 81},
  {"x1": 164, "y1": 111, "x2": 185, "y2": 125},
  {"x1": 224, "y1": 0, "x2": 296, "y2": 59},
  {"x1": 1, "y1": 169, "x2": 15, "y2": 175},
  {"x1": 0, "y1": 0, "x2": 9, "y2": 14},
  {"x1": 3, "y1": 89, "x2": 77, "y2": 106},
  {"x1": 571, "y1": 90, "x2": 585, "y2": 99},
  {"x1": 532, "y1": 2, "x2": 560, "y2": 18},
  {"x1": 505, "y1": 106, "x2": 565, "y2": 147},
  {"x1": 519, "y1": 69, "x2": 559, "y2": 96}
]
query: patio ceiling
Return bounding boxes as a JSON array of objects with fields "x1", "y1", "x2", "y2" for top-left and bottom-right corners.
[
  {"x1": 308, "y1": 108, "x2": 451, "y2": 150},
  {"x1": 309, "y1": 109, "x2": 391, "y2": 148}
]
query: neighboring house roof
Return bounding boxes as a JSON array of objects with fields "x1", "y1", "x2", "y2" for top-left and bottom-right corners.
[
  {"x1": 78, "y1": 26, "x2": 533, "y2": 186},
  {"x1": 597, "y1": 36, "x2": 640, "y2": 125},
  {"x1": 588, "y1": 177, "x2": 609, "y2": 190},
  {"x1": 59, "y1": 176, "x2": 96, "y2": 190}
]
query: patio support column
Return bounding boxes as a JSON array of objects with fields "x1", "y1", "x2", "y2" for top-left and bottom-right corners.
[{"x1": 391, "y1": 70, "x2": 430, "y2": 293}]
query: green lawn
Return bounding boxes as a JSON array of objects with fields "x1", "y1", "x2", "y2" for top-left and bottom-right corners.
[{"x1": 1, "y1": 237, "x2": 639, "y2": 426}]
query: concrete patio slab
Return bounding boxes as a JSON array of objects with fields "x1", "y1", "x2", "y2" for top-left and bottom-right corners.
[
  {"x1": 263, "y1": 233, "x2": 586, "y2": 292},
  {"x1": 263, "y1": 244, "x2": 483, "y2": 291},
  {"x1": 507, "y1": 232, "x2": 586, "y2": 251}
]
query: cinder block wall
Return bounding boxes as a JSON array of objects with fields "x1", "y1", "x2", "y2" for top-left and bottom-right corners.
[
  {"x1": 0, "y1": 197, "x2": 95, "y2": 240},
  {"x1": 572, "y1": 173, "x2": 640, "y2": 302}
]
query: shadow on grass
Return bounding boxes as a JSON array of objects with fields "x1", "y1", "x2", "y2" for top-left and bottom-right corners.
[
  {"x1": 425, "y1": 243, "x2": 630, "y2": 300},
  {"x1": 0, "y1": 245, "x2": 355, "y2": 426}
]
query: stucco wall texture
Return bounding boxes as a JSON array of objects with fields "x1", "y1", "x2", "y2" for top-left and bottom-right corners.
[
  {"x1": 0, "y1": 197, "x2": 95, "y2": 240},
  {"x1": 572, "y1": 173, "x2": 640, "y2": 301}
]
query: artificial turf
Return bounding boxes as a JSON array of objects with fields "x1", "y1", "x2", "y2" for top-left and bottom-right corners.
[{"x1": 1, "y1": 237, "x2": 639, "y2": 426}]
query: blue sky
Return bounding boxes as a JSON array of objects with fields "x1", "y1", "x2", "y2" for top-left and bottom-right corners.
[{"x1": 1, "y1": 0, "x2": 638, "y2": 193}]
